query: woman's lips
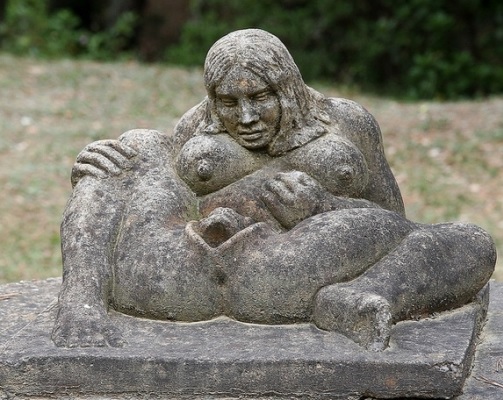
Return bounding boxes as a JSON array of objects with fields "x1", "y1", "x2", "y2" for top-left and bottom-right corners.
[{"x1": 239, "y1": 131, "x2": 262, "y2": 140}]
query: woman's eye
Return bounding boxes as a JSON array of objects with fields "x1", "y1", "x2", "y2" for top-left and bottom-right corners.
[
  {"x1": 252, "y1": 91, "x2": 272, "y2": 101},
  {"x1": 219, "y1": 98, "x2": 237, "y2": 107}
]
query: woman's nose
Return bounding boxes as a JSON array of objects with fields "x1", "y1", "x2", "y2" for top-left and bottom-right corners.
[{"x1": 238, "y1": 100, "x2": 259, "y2": 125}]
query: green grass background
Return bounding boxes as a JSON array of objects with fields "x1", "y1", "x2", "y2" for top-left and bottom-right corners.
[{"x1": 1, "y1": 55, "x2": 501, "y2": 283}]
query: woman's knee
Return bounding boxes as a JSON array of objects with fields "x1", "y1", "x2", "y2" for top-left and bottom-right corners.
[
  {"x1": 428, "y1": 222, "x2": 496, "y2": 281},
  {"x1": 119, "y1": 129, "x2": 173, "y2": 161},
  {"x1": 454, "y1": 222, "x2": 495, "y2": 268}
]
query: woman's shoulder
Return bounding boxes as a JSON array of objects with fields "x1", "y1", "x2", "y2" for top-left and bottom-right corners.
[
  {"x1": 321, "y1": 96, "x2": 385, "y2": 153},
  {"x1": 323, "y1": 96, "x2": 380, "y2": 135}
]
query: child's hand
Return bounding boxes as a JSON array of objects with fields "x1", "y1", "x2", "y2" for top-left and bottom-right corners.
[
  {"x1": 262, "y1": 171, "x2": 324, "y2": 229},
  {"x1": 195, "y1": 207, "x2": 255, "y2": 247}
]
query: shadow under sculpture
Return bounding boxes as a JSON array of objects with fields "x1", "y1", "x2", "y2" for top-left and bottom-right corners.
[{"x1": 52, "y1": 29, "x2": 496, "y2": 352}]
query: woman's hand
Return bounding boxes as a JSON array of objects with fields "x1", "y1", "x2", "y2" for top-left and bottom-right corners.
[
  {"x1": 71, "y1": 139, "x2": 137, "y2": 187},
  {"x1": 261, "y1": 171, "x2": 325, "y2": 229}
]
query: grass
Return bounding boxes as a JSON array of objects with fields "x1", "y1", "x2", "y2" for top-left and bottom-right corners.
[{"x1": 1, "y1": 54, "x2": 502, "y2": 283}]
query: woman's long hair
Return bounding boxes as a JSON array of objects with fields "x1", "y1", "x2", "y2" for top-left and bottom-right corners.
[{"x1": 202, "y1": 29, "x2": 330, "y2": 155}]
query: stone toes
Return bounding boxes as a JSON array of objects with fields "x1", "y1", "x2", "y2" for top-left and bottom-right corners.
[{"x1": 51, "y1": 318, "x2": 124, "y2": 348}]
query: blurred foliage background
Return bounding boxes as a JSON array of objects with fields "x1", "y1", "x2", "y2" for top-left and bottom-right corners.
[
  {"x1": 0, "y1": 0, "x2": 502, "y2": 283},
  {"x1": 1, "y1": 0, "x2": 502, "y2": 100}
]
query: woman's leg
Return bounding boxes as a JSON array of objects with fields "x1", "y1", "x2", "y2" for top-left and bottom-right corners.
[
  {"x1": 224, "y1": 208, "x2": 417, "y2": 324},
  {"x1": 111, "y1": 130, "x2": 224, "y2": 321},
  {"x1": 313, "y1": 222, "x2": 496, "y2": 351},
  {"x1": 52, "y1": 172, "x2": 128, "y2": 347},
  {"x1": 52, "y1": 129, "x2": 201, "y2": 347}
]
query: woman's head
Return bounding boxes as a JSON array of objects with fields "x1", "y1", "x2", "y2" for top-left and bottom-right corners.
[
  {"x1": 204, "y1": 29, "x2": 304, "y2": 98},
  {"x1": 203, "y1": 29, "x2": 328, "y2": 154}
]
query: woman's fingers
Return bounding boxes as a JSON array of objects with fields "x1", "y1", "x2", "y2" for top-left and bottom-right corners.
[
  {"x1": 100, "y1": 139, "x2": 138, "y2": 159},
  {"x1": 264, "y1": 171, "x2": 314, "y2": 205},
  {"x1": 82, "y1": 140, "x2": 137, "y2": 169},
  {"x1": 71, "y1": 163, "x2": 108, "y2": 187},
  {"x1": 264, "y1": 178, "x2": 295, "y2": 205},
  {"x1": 76, "y1": 151, "x2": 123, "y2": 176},
  {"x1": 71, "y1": 140, "x2": 138, "y2": 186}
]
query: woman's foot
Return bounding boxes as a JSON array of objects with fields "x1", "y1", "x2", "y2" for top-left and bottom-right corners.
[
  {"x1": 52, "y1": 302, "x2": 125, "y2": 348},
  {"x1": 313, "y1": 285, "x2": 392, "y2": 351}
]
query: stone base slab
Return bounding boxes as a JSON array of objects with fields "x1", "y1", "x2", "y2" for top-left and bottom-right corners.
[{"x1": 0, "y1": 278, "x2": 498, "y2": 399}]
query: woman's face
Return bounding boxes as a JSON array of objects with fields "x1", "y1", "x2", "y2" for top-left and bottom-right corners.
[{"x1": 214, "y1": 67, "x2": 281, "y2": 150}]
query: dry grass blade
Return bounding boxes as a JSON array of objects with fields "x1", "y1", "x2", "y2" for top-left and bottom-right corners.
[
  {"x1": 474, "y1": 375, "x2": 503, "y2": 389},
  {"x1": 0, "y1": 293, "x2": 20, "y2": 300}
]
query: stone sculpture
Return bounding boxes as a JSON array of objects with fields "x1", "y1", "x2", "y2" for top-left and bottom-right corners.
[{"x1": 52, "y1": 29, "x2": 496, "y2": 352}]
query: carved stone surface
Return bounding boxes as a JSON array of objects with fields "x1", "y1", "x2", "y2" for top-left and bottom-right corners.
[
  {"x1": 7, "y1": 28, "x2": 490, "y2": 399},
  {"x1": 51, "y1": 29, "x2": 496, "y2": 357},
  {"x1": 1, "y1": 278, "x2": 500, "y2": 399}
]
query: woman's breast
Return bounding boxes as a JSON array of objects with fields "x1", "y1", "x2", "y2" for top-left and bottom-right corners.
[
  {"x1": 286, "y1": 134, "x2": 369, "y2": 197},
  {"x1": 175, "y1": 134, "x2": 268, "y2": 195}
]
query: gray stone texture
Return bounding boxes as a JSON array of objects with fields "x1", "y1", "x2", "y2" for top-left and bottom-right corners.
[
  {"x1": 9, "y1": 28, "x2": 492, "y2": 399},
  {"x1": 51, "y1": 29, "x2": 496, "y2": 356},
  {"x1": 2, "y1": 279, "x2": 503, "y2": 399}
]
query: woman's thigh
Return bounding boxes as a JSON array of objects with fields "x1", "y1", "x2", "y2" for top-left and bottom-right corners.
[
  {"x1": 225, "y1": 208, "x2": 416, "y2": 323},
  {"x1": 113, "y1": 224, "x2": 223, "y2": 321},
  {"x1": 112, "y1": 130, "x2": 222, "y2": 320}
]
